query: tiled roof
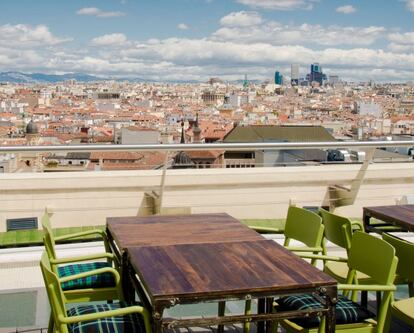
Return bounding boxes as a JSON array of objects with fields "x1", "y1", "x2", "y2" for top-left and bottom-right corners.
[{"x1": 223, "y1": 125, "x2": 336, "y2": 143}]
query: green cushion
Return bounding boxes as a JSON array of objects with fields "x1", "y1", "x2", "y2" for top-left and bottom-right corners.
[
  {"x1": 277, "y1": 294, "x2": 374, "y2": 328},
  {"x1": 67, "y1": 302, "x2": 146, "y2": 333},
  {"x1": 58, "y1": 262, "x2": 115, "y2": 291}
]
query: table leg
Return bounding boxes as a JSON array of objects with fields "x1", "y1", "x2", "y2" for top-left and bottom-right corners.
[
  {"x1": 152, "y1": 307, "x2": 164, "y2": 333},
  {"x1": 121, "y1": 252, "x2": 134, "y2": 303},
  {"x1": 257, "y1": 298, "x2": 266, "y2": 333},
  {"x1": 363, "y1": 213, "x2": 371, "y2": 233},
  {"x1": 325, "y1": 286, "x2": 337, "y2": 333},
  {"x1": 265, "y1": 297, "x2": 273, "y2": 333},
  {"x1": 218, "y1": 301, "x2": 226, "y2": 333}
]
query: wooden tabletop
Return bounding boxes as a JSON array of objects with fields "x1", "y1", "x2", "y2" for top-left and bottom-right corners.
[
  {"x1": 128, "y1": 239, "x2": 336, "y2": 302},
  {"x1": 363, "y1": 205, "x2": 414, "y2": 232},
  {"x1": 107, "y1": 213, "x2": 263, "y2": 250}
]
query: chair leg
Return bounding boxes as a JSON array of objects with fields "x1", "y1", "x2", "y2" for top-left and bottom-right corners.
[
  {"x1": 244, "y1": 299, "x2": 251, "y2": 333},
  {"x1": 48, "y1": 312, "x2": 54, "y2": 333}
]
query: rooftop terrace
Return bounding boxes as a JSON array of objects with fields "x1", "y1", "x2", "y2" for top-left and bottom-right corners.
[{"x1": 1, "y1": 141, "x2": 414, "y2": 332}]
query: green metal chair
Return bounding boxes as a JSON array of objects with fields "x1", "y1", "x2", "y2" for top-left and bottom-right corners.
[
  {"x1": 40, "y1": 252, "x2": 151, "y2": 333},
  {"x1": 382, "y1": 233, "x2": 414, "y2": 332},
  {"x1": 275, "y1": 231, "x2": 398, "y2": 333}
]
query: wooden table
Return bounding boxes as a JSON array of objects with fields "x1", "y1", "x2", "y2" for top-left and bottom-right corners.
[
  {"x1": 106, "y1": 214, "x2": 337, "y2": 333},
  {"x1": 363, "y1": 205, "x2": 414, "y2": 233},
  {"x1": 127, "y1": 240, "x2": 337, "y2": 333},
  {"x1": 106, "y1": 213, "x2": 264, "y2": 258}
]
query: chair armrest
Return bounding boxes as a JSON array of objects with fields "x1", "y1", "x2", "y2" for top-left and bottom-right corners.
[
  {"x1": 338, "y1": 284, "x2": 396, "y2": 292},
  {"x1": 298, "y1": 253, "x2": 348, "y2": 262},
  {"x1": 50, "y1": 252, "x2": 114, "y2": 265},
  {"x1": 59, "y1": 305, "x2": 149, "y2": 324},
  {"x1": 350, "y1": 220, "x2": 364, "y2": 232},
  {"x1": 59, "y1": 267, "x2": 120, "y2": 285},
  {"x1": 54, "y1": 229, "x2": 106, "y2": 241},
  {"x1": 285, "y1": 246, "x2": 323, "y2": 253},
  {"x1": 249, "y1": 226, "x2": 283, "y2": 234}
]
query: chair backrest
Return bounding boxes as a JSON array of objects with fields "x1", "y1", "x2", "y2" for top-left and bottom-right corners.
[
  {"x1": 42, "y1": 213, "x2": 57, "y2": 260},
  {"x1": 284, "y1": 206, "x2": 324, "y2": 248},
  {"x1": 348, "y1": 231, "x2": 398, "y2": 285},
  {"x1": 382, "y1": 233, "x2": 414, "y2": 282},
  {"x1": 319, "y1": 208, "x2": 353, "y2": 253},
  {"x1": 40, "y1": 251, "x2": 69, "y2": 333}
]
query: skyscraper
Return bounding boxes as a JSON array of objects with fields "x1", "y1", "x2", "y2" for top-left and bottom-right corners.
[
  {"x1": 291, "y1": 64, "x2": 299, "y2": 86},
  {"x1": 306, "y1": 63, "x2": 327, "y2": 86},
  {"x1": 274, "y1": 71, "x2": 283, "y2": 85}
]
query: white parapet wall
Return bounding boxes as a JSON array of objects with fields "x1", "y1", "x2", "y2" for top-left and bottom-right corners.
[{"x1": 1, "y1": 162, "x2": 414, "y2": 231}]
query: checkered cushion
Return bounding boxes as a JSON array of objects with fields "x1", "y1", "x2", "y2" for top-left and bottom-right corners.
[
  {"x1": 58, "y1": 262, "x2": 115, "y2": 291},
  {"x1": 67, "y1": 302, "x2": 146, "y2": 333},
  {"x1": 277, "y1": 294, "x2": 374, "y2": 328}
]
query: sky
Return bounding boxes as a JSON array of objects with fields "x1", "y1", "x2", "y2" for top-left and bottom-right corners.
[{"x1": 1, "y1": 0, "x2": 414, "y2": 82}]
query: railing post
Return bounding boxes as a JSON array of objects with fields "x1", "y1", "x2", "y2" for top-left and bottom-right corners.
[
  {"x1": 325, "y1": 148, "x2": 375, "y2": 211},
  {"x1": 156, "y1": 150, "x2": 170, "y2": 214}
]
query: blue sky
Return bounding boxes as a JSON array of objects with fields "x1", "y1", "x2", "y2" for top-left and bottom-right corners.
[{"x1": 0, "y1": 0, "x2": 414, "y2": 82}]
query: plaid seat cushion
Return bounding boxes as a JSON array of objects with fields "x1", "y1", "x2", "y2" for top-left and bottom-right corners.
[
  {"x1": 277, "y1": 294, "x2": 374, "y2": 328},
  {"x1": 58, "y1": 262, "x2": 115, "y2": 291},
  {"x1": 67, "y1": 302, "x2": 146, "y2": 333}
]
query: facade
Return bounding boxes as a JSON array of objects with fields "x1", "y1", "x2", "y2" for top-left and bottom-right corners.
[
  {"x1": 306, "y1": 63, "x2": 327, "y2": 86},
  {"x1": 291, "y1": 64, "x2": 299, "y2": 86},
  {"x1": 274, "y1": 71, "x2": 283, "y2": 85}
]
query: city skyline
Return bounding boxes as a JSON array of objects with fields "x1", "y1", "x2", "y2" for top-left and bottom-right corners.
[{"x1": 0, "y1": 0, "x2": 414, "y2": 82}]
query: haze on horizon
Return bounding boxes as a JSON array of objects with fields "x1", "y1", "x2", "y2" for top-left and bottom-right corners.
[{"x1": 1, "y1": 0, "x2": 414, "y2": 83}]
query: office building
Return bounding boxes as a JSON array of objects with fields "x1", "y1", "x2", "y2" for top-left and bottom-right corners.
[
  {"x1": 275, "y1": 71, "x2": 283, "y2": 85},
  {"x1": 291, "y1": 64, "x2": 299, "y2": 86},
  {"x1": 306, "y1": 63, "x2": 327, "y2": 86}
]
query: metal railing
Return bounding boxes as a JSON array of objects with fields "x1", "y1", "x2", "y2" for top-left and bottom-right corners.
[{"x1": 1, "y1": 140, "x2": 414, "y2": 153}]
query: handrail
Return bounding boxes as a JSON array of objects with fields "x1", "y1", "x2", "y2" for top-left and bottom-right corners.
[{"x1": 0, "y1": 140, "x2": 413, "y2": 153}]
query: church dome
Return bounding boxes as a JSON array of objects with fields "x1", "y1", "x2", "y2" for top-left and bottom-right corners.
[{"x1": 26, "y1": 120, "x2": 39, "y2": 134}]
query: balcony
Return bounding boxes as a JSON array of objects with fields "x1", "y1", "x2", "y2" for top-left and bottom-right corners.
[{"x1": 1, "y1": 141, "x2": 414, "y2": 332}]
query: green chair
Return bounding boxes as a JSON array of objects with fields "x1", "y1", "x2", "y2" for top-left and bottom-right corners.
[
  {"x1": 275, "y1": 231, "x2": 398, "y2": 333},
  {"x1": 41, "y1": 213, "x2": 121, "y2": 302},
  {"x1": 319, "y1": 208, "x2": 371, "y2": 285},
  {"x1": 382, "y1": 233, "x2": 414, "y2": 297},
  {"x1": 382, "y1": 233, "x2": 414, "y2": 332},
  {"x1": 40, "y1": 252, "x2": 151, "y2": 333},
  {"x1": 245, "y1": 206, "x2": 325, "y2": 333},
  {"x1": 42, "y1": 251, "x2": 124, "y2": 333},
  {"x1": 251, "y1": 206, "x2": 325, "y2": 264}
]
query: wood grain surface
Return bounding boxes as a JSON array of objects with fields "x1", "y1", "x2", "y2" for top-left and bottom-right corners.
[
  {"x1": 364, "y1": 205, "x2": 414, "y2": 232},
  {"x1": 107, "y1": 213, "x2": 263, "y2": 250},
  {"x1": 128, "y1": 240, "x2": 336, "y2": 300}
]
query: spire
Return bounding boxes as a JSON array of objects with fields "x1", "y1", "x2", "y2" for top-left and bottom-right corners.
[
  {"x1": 180, "y1": 119, "x2": 185, "y2": 144},
  {"x1": 193, "y1": 113, "x2": 201, "y2": 143}
]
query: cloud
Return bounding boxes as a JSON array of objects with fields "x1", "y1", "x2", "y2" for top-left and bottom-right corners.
[
  {"x1": 235, "y1": 0, "x2": 316, "y2": 11},
  {"x1": 177, "y1": 23, "x2": 189, "y2": 30},
  {"x1": 388, "y1": 31, "x2": 414, "y2": 44},
  {"x1": 1, "y1": 20, "x2": 414, "y2": 82},
  {"x1": 404, "y1": 0, "x2": 414, "y2": 11},
  {"x1": 213, "y1": 20, "x2": 385, "y2": 46},
  {"x1": 220, "y1": 11, "x2": 262, "y2": 27},
  {"x1": 91, "y1": 33, "x2": 128, "y2": 46},
  {"x1": 336, "y1": 5, "x2": 356, "y2": 14},
  {"x1": 0, "y1": 24, "x2": 72, "y2": 48},
  {"x1": 76, "y1": 7, "x2": 126, "y2": 18}
]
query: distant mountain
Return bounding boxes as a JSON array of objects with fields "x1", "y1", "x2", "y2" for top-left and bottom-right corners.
[{"x1": 0, "y1": 71, "x2": 104, "y2": 83}]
